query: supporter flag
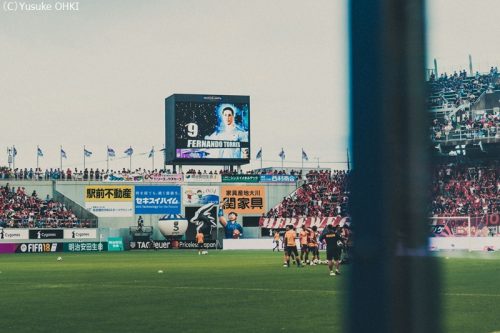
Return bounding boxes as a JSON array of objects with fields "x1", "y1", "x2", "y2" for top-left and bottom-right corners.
[
  {"x1": 13, "y1": 147, "x2": 17, "y2": 157},
  {"x1": 84, "y1": 149, "x2": 93, "y2": 157},
  {"x1": 37, "y1": 147, "x2": 44, "y2": 157},
  {"x1": 60, "y1": 148, "x2": 67, "y2": 159},
  {"x1": 256, "y1": 148, "x2": 262, "y2": 159},
  {"x1": 148, "y1": 148, "x2": 155, "y2": 158},
  {"x1": 302, "y1": 149, "x2": 309, "y2": 161},
  {"x1": 279, "y1": 148, "x2": 285, "y2": 160},
  {"x1": 124, "y1": 147, "x2": 134, "y2": 156},
  {"x1": 107, "y1": 147, "x2": 116, "y2": 157}
]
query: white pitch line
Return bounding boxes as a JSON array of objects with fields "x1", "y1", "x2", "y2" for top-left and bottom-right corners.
[
  {"x1": 443, "y1": 292, "x2": 500, "y2": 298},
  {"x1": 3, "y1": 282, "x2": 500, "y2": 298}
]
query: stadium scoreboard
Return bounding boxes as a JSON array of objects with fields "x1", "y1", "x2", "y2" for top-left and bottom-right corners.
[{"x1": 165, "y1": 94, "x2": 250, "y2": 165}]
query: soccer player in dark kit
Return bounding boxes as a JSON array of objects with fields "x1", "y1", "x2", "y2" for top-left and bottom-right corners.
[{"x1": 319, "y1": 224, "x2": 344, "y2": 276}]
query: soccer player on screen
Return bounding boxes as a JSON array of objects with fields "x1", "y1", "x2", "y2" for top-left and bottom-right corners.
[{"x1": 205, "y1": 106, "x2": 248, "y2": 158}]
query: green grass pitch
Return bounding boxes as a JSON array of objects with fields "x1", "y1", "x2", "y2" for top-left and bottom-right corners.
[{"x1": 1, "y1": 250, "x2": 499, "y2": 333}]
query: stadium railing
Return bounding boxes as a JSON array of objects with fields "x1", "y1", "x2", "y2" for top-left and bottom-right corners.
[{"x1": 432, "y1": 125, "x2": 499, "y2": 142}]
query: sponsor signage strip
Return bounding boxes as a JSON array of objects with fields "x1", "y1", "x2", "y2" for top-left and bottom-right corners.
[
  {"x1": 183, "y1": 186, "x2": 219, "y2": 205},
  {"x1": 16, "y1": 243, "x2": 63, "y2": 253},
  {"x1": 129, "y1": 240, "x2": 218, "y2": 250},
  {"x1": 64, "y1": 242, "x2": 108, "y2": 252},
  {"x1": 0, "y1": 228, "x2": 29, "y2": 241},
  {"x1": 63, "y1": 229, "x2": 98, "y2": 240},
  {"x1": 221, "y1": 175, "x2": 260, "y2": 183},
  {"x1": 85, "y1": 185, "x2": 134, "y2": 202},
  {"x1": 85, "y1": 202, "x2": 134, "y2": 217},
  {"x1": 108, "y1": 237, "x2": 124, "y2": 251},
  {"x1": 259, "y1": 175, "x2": 297, "y2": 183},
  {"x1": 135, "y1": 186, "x2": 181, "y2": 214},
  {"x1": 184, "y1": 174, "x2": 222, "y2": 183},
  {"x1": 221, "y1": 185, "x2": 266, "y2": 214},
  {"x1": 29, "y1": 229, "x2": 64, "y2": 240}
]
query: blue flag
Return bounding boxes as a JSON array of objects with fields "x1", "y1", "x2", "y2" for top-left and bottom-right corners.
[
  {"x1": 61, "y1": 149, "x2": 67, "y2": 159},
  {"x1": 302, "y1": 149, "x2": 309, "y2": 161},
  {"x1": 84, "y1": 149, "x2": 92, "y2": 157},
  {"x1": 107, "y1": 147, "x2": 116, "y2": 157},
  {"x1": 37, "y1": 147, "x2": 44, "y2": 157},
  {"x1": 256, "y1": 148, "x2": 262, "y2": 159},
  {"x1": 278, "y1": 148, "x2": 285, "y2": 160},
  {"x1": 13, "y1": 147, "x2": 17, "y2": 157},
  {"x1": 148, "y1": 148, "x2": 154, "y2": 158},
  {"x1": 124, "y1": 147, "x2": 134, "y2": 156}
]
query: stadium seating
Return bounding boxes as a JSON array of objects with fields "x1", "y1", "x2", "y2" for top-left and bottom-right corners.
[
  {"x1": 431, "y1": 163, "x2": 498, "y2": 217},
  {"x1": 265, "y1": 170, "x2": 349, "y2": 218},
  {"x1": 427, "y1": 70, "x2": 500, "y2": 142},
  {"x1": 0, "y1": 184, "x2": 92, "y2": 228},
  {"x1": 0, "y1": 167, "x2": 305, "y2": 181},
  {"x1": 427, "y1": 69, "x2": 498, "y2": 109}
]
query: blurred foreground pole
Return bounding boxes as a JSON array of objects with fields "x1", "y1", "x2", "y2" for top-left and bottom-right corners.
[{"x1": 349, "y1": 0, "x2": 441, "y2": 332}]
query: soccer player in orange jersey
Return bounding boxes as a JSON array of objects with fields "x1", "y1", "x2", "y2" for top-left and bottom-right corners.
[
  {"x1": 273, "y1": 230, "x2": 280, "y2": 252},
  {"x1": 284, "y1": 225, "x2": 302, "y2": 268},
  {"x1": 308, "y1": 226, "x2": 320, "y2": 265},
  {"x1": 196, "y1": 231, "x2": 205, "y2": 255},
  {"x1": 299, "y1": 226, "x2": 309, "y2": 262}
]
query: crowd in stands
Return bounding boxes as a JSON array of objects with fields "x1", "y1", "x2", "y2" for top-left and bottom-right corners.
[
  {"x1": 431, "y1": 164, "x2": 498, "y2": 217},
  {"x1": 0, "y1": 166, "x2": 305, "y2": 181},
  {"x1": 265, "y1": 170, "x2": 349, "y2": 218},
  {"x1": 2, "y1": 163, "x2": 497, "y2": 222},
  {"x1": 0, "y1": 184, "x2": 93, "y2": 228},
  {"x1": 264, "y1": 164, "x2": 498, "y2": 219},
  {"x1": 427, "y1": 67, "x2": 499, "y2": 109},
  {"x1": 427, "y1": 68, "x2": 500, "y2": 141},
  {"x1": 431, "y1": 109, "x2": 499, "y2": 141}
]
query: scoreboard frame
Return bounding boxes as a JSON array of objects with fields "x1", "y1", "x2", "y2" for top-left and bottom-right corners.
[{"x1": 165, "y1": 94, "x2": 251, "y2": 166}]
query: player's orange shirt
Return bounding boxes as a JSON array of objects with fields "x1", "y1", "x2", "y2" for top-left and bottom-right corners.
[
  {"x1": 273, "y1": 232, "x2": 280, "y2": 241},
  {"x1": 299, "y1": 230, "x2": 308, "y2": 245},
  {"x1": 196, "y1": 233, "x2": 204, "y2": 244},
  {"x1": 285, "y1": 230, "x2": 296, "y2": 247},
  {"x1": 308, "y1": 231, "x2": 318, "y2": 247}
]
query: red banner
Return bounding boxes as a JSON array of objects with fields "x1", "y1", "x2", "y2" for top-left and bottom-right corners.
[
  {"x1": 259, "y1": 216, "x2": 349, "y2": 230},
  {"x1": 430, "y1": 214, "x2": 500, "y2": 237}
]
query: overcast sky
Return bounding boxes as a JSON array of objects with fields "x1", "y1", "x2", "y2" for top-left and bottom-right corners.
[
  {"x1": 1, "y1": 0, "x2": 499, "y2": 172},
  {"x1": 427, "y1": 0, "x2": 500, "y2": 74}
]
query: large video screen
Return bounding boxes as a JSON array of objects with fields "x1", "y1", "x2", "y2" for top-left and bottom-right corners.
[{"x1": 165, "y1": 94, "x2": 250, "y2": 165}]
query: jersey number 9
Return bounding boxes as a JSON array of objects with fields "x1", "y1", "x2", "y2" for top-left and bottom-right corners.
[{"x1": 186, "y1": 123, "x2": 198, "y2": 137}]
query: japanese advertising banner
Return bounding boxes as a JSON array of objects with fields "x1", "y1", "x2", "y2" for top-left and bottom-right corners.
[
  {"x1": 143, "y1": 173, "x2": 183, "y2": 183},
  {"x1": 134, "y1": 186, "x2": 181, "y2": 214},
  {"x1": 259, "y1": 175, "x2": 297, "y2": 183},
  {"x1": 221, "y1": 175, "x2": 260, "y2": 183},
  {"x1": 64, "y1": 242, "x2": 107, "y2": 252},
  {"x1": 84, "y1": 185, "x2": 134, "y2": 217},
  {"x1": 220, "y1": 186, "x2": 266, "y2": 215},
  {"x1": 184, "y1": 174, "x2": 222, "y2": 183},
  {"x1": 183, "y1": 186, "x2": 220, "y2": 205}
]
